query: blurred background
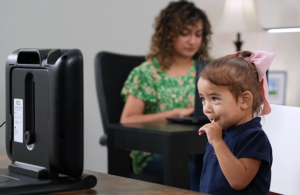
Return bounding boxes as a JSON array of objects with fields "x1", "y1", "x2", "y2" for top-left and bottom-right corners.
[{"x1": 0, "y1": 0, "x2": 299, "y2": 173}]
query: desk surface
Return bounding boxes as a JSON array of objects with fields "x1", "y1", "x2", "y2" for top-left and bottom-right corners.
[
  {"x1": 111, "y1": 121, "x2": 203, "y2": 136},
  {"x1": 0, "y1": 156, "x2": 208, "y2": 195},
  {"x1": 108, "y1": 122, "x2": 208, "y2": 189}
]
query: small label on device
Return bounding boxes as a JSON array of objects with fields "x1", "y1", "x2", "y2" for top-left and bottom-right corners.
[{"x1": 14, "y1": 99, "x2": 23, "y2": 143}]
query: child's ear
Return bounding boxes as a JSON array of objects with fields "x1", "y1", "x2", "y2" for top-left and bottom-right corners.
[{"x1": 239, "y1": 91, "x2": 253, "y2": 110}]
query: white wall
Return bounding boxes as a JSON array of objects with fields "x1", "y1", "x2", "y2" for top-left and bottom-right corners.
[
  {"x1": 0, "y1": 0, "x2": 172, "y2": 173},
  {"x1": 263, "y1": 104, "x2": 300, "y2": 194},
  {"x1": 0, "y1": 0, "x2": 300, "y2": 174},
  {"x1": 258, "y1": 0, "x2": 300, "y2": 107}
]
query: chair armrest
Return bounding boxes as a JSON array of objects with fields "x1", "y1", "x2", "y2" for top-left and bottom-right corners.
[{"x1": 99, "y1": 134, "x2": 107, "y2": 146}]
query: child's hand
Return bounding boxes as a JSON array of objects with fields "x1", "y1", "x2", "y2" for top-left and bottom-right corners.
[{"x1": 199, "y1": 123, "x2": 223, "y2": 146}]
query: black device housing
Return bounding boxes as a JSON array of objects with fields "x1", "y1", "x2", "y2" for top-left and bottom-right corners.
[{"x1": 5, "y1": 49, "x2": 84, "y2": 179}]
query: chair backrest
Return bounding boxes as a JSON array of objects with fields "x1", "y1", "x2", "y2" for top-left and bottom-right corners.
[{"x1": 95, "y1": 51, "x2": 145, "y2": 133}]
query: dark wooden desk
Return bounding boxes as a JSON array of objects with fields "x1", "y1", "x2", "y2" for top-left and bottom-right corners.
[
  {"x1": 0, "y1": 156, "x2": 208, "y2": 195},
  {"x1": 107, "y1": 122, "x2": 208, "y2": 189}
]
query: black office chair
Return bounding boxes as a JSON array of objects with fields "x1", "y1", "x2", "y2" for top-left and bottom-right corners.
[
  {"x1": 95, "y1": 51, "x2": 145, "y2": 146},
  {"x1": 94, "y1": 51, "x2": 163, "y2": 184}
]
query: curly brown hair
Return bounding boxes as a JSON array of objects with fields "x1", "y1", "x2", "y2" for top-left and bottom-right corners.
[
  {"x1": 200, "y1": 51, "x2": 263, "y2": 117},
  {"x1": 146, "y1": 0, "x2": 212, "y2": 70}
]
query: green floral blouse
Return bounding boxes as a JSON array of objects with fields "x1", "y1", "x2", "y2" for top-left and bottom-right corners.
[{"x1": 121, "y1": 57, "x2": 196, "y2": 174}]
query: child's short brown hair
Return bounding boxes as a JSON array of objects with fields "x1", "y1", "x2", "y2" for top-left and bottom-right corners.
[{"x1": 199, "y1": 51, "x2": 263, "y2": 117}]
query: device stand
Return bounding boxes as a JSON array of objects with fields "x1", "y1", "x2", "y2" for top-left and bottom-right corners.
[{"x1": 0, "y1": 168, "x2": 97, "y2": 195}]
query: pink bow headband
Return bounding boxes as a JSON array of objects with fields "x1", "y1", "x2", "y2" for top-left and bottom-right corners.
[{"x1": 228, "y1": 51, "x2": 276, "y2": 116}]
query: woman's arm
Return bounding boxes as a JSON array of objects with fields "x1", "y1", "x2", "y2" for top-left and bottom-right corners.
[
  {"x1": 120, "y1": 94, "x2": 194, "y2": 124},
  {"x1": 213, "y1": 141, "x2": 261, "y2": 191}
]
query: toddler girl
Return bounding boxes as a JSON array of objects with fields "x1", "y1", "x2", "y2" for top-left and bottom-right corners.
[{"x1": 198, "y1": 51, "x2": 274, "y2": 194}]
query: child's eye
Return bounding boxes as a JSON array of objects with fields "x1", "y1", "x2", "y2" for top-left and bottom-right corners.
[
  {"x1": 200, "y1": 97, "x2": 205, "y2": 102},
  {"x1": 212, "y1": 97, "x2": 219, "y2": 101}
]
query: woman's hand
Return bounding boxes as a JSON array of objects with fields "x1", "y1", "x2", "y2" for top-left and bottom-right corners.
[
  {"x1": 198, "y1": 123, "x2": 223, "y2": 146},
  {"x1": 121, "y1": 94, "x2": 195, "y2": 123},
  {"x1": 174, "y1": 108, "x2": 194, "y2": 117}
]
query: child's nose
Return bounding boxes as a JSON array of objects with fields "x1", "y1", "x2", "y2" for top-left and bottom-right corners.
[{"x1": 203, "y1": 102, "x2": 213, "y2": 114}]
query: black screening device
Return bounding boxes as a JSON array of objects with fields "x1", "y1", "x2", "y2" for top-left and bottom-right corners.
[
  {"x1": 5, "y1": 49, "x2": 84, "y2": 179},
  {"x1": 0, "y1": 49, "x2": 97, "y2": 195}
]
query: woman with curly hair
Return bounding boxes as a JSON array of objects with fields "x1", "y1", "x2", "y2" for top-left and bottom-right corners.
[{"x1": 120, "y1": 0, "x2": 212, "y2": 191}]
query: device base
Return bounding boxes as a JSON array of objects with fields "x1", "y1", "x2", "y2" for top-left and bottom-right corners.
[
  {"x1": 9, "y1": 161, "x2": 48, "y2": 179},
  {"x1": 0, "y1": 168, "x2": 97, "y2": 195}
]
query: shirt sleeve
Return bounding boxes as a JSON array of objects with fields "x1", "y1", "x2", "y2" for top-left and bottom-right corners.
[
  {"x1": 121, "y1": 65, "x2": 157, "y2": 103},
  {"x1": 236, "y1": 129, "x2": 272, "y2": 166}
]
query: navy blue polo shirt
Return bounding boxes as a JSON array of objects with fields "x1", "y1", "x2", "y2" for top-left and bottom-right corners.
[{"x1": 199, "y1": 117, "x2": 272, "y2": 195}]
